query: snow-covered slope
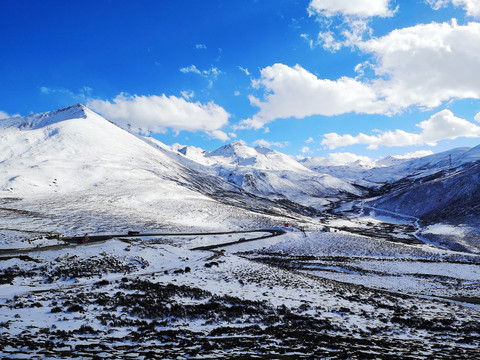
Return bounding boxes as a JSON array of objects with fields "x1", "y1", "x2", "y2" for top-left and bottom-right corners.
[
  {"x1": 207, "y1": 141, "x2": 308, "y2": 172},
  {"x1": 364, "y1": 147, "x2": 477, "y2": 184},
  {"x1": 0, "y1": 104, "x2": 189, "y2": 194},
  {"x1": 301, "y1": 157, "x2": 374, "y2": 187},
  {"x1": 302, "y1": 147, "x2": 480, "y2": 186},
  {"x1": 0, "y1": 104, "x2": 286, "y2": 232},
  {"x1": 183, "y1": 141, "x2": 363, "y2": 208},
  {"x1": 171, "y1": 143, "x2": 212, "y2": 166},
  {"x1": 370, "y1": 162, "x2": 480, "y2": 224}
]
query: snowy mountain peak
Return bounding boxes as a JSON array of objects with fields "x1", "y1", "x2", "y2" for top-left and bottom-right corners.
[
  {"x1": 0, "y1": 103, "x2": 99, "y2": 130},
  {"x1": 375, "y1": 155, "x2": 410, "y2": 167},
  {"x1": 206, "y1": 141, "x2": 309, "y2": 171},
  {"x1": 207, "y1": 141, "x2": 257, "y2": 160},
  {"x1": 0, "y1": 103, "x2": 193, "y2": 195}
]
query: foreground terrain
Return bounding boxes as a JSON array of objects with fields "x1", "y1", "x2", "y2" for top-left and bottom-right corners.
[
  {"x1": 1, "y1": 204, "x2": 479, "y2": 359},
  {"x1": 1, "y1": 105, "x2": 480, "y2": 358}
]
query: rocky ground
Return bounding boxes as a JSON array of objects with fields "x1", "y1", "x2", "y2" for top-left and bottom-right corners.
[{"x1": 1, "y1": 233, "x2": 479, "y2": 359}]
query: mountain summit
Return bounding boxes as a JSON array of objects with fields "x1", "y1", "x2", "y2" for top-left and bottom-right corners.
[
  {"x1": 206, "y1": 141, "x2": 309, "y2": 172},
  {"x1": 0, "y1": 103, "x2": 95, "y2": 130},
  {"x1": 0, "y1": 104, "x2": 192, "y2": 195}
]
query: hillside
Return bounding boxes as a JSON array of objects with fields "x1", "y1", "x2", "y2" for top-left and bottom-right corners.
[
  {"x1": 371, "y1": 162, "x2": 480, "y2": 224},
  {"x1": 0, "y1": 104, "x2": 286, "y2": 233},
  {"x1": 176, "y1": 141, "x2": 363, "y2": 209},
  {"x1": 1, "y1": 104, "x2": 480, "y2": 359}
]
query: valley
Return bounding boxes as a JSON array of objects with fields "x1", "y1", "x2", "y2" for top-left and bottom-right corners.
[{"x1": 0, "y1": 105, "x2": 479, "y2": 359}]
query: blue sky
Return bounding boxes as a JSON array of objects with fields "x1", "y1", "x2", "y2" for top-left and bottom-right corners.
[{"x1": 2, "y1": 0, "x2": 480, "y2": 161}]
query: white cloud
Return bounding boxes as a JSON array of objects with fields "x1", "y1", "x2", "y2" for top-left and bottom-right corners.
[
  {"x1": 328, "y1": 152, "x2": 375, "y2": 166},
  {"x1": 321, "y1": 110, "x2": 480, "y2": 149},
  {"x1": 88, "y1": 93, "x2": 230, "y2": 135},
  {"x1": 300, "y1": 33, "x2": 315, "y2": 49},
  {"x1": 395, "y1": 150, "x2": 435, "y2": 159},
  {"x1": 0, "y1": 111, "x2": 12, "y2": 119},
  {"x1": 360, "y1": 20, "x2": 480, "y2": 109},
  {"x1": 239, "y1": 63, "x2": 386, "y2": 129},
  {"x1": 238, "y1": 66, "x2": 250, "y2": 76},
  {"x1": 301, "y1": 146, "x2": 312, "y2": 154},
  {"x1": 307, "y1": 0, "x2": 396, "y2": 50},
  {"x1": 180, "y1": 90, "x2": 195, "y2": 100},
  {"x1": 252, "y1": 139, "x2": 289, "y2": 148},
  {"x1": 314, "y1": 18, "x2": 373, "y2": 51},
  {"x1": 180, "y1": 65, "x2": 221, "y2": 88},
  {"x1": 179, "y1": 65, "x2": 201, "y2": 75},
  {"x1": 180, "y1": 65, "x2": 221, "y2": 78},
  {"x1": 244, "y1": 21, "x2": 480, "y2": 128},
  {"x1": 475, "y1": 111, "x2": 480, "y2": 122},
  {"x1": 0, "y1": 110, "x2": 20, "y2": 119},
  {"x1": 195, "y1": 44, "x2": 207, "y2": 49},
  {"x1": 305, "y1": 137, "x2": 314, "y2": 143},
  {"x1": 427, "y1": 0, "x2": 480, "y2": 18},
  {"x1": 305, "y1": 152, "x2": 375, "y2": 166},
  {"x1": 308, "y1": 0, "x2": 396, "y2": 18},
  {"x1": 208, "y1": 130, "x2": 230, "y2": 141}
]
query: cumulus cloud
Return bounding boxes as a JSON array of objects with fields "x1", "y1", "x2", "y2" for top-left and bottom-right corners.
[
  {"x1": 305, "y1": 16, "x2": 373, "y2": 51},
  {"x1": 321, "y1": 110, "x2": 480, "y2": 149},
  {"x1": 301, "y1": 146, "x2": 312, "y2": 154},
  {"x1": 0, "y1": 110, "x2": 20, "y2": 119},
  {"x1": 208, "y1": 130, "x2": 230, "y2": 141},
  {"x1": 475, "y1": 111, "x2": 480, "y2": 122},
  {"x1": 306, "y1": 0, "x2": 396, "y2": 50},
  {"x1": 0, "y1": 111, "x2": 11, "y2": 119},
  {"x1": 305, "y1": 137, "x2": 314, "y2": 143},
  {"x1": 427, "y1": 0, "x2": 480, "y2": 18},
  {"x1": 88, "y1": 94, "x2": 230, "y2": 136},
  {"x1": 180, "y1": 90, "x2": 195, "y2": 100},
  {"x1": 252, "y1": 139, "x2": 289, "y2": 148},
  {"x1": 308, "y1": 0, "x2": 396, "y2": 18},
  {"x1": 360, "y1": 20, "x2": 480, "y2": 109},
  {"x1": 244, "y1": 20, "x2": 480, "y2": 128},
  {"x1": 395, "y1": 150, "x2": 435, "y2": 159},
  {"x1": 327, "y1": 152, "x2": 375, "y2": 165},
  {"x1": 239, "y1": 63, "x2": 386, "y2": 129}
]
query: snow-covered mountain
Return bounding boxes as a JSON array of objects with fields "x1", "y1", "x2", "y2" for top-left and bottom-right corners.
[
  {"x1": 174, "y1": 141, "x2": 363, "y2": 208},
  {"x1": 0, "y1": 103, "x2": 366, "y2": 235},
  {"x1": 363, "y1": 147, "x2": 480, "y2": 184},
  {"x1": 370, "y1": 162, "x2": 480, "y2": 222},
  {"x1": 300, "y1": 147, "x2": 480, "y2": 187},
  {"x1": 3, "y1": 103, "x2": 480, "y2": 230},
  {"x1": 0, "y1": 104, "x2": 290, "y2": 232},
  {"x1": 0, "y1": 104, "x2": 210, "y2": 196},
  {"x1": 2, "y1": 105, "x2": 480, "y2": 359},
  {"x1": 206, "y1": 141, "x2": 309, "y2": 171},
  {"x1": 171, "y1": 143, "x2": 212, "y2": 166},
  {"x1": 368, "y1": 147, "x2": 480, "y2": 217}
]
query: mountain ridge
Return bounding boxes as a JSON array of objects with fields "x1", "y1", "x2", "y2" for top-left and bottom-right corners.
[
  {"x1": 0, "y1": 103, "x2": 94, "y2": 130},
  {"x1": 3, "y1": 103, "x2": 480, "y2": 229}
]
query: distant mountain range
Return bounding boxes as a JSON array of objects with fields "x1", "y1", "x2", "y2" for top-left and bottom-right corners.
[{"x1": 2, "y1": 103, "x2": 480, "y2": 231}]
